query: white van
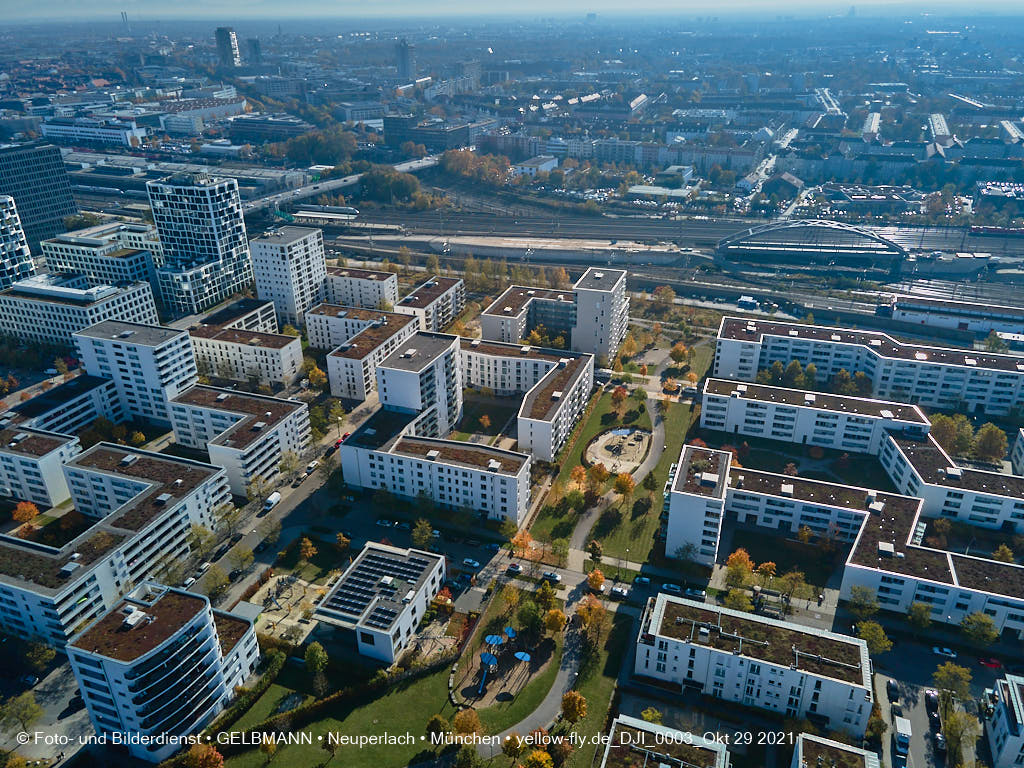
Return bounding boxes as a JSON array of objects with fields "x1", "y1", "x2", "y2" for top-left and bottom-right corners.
[{"x1": 263, "y1": 491, "x2": 282, "y2": 513}]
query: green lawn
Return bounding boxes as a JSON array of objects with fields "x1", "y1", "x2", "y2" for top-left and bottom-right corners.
[
  {"x1": 276, "y1": 535, "x2": 342, "y2": 584},
  {"x1": 596, "y1": 401, "x2": 699, "y2": 561},
  {"x1": 231, "y1": 682, "x2": 313, "y2": 732}
]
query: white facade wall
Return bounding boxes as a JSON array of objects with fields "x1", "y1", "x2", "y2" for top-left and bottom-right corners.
[
  {"x1": 0, "y1": 196, "x2": 35, "y2": 291},
  {"x1": 7, "y1": 377, "x2": 125, "y2": 435},
  {"x1": 479, "y1": 310, "x2": 528, "y2": 345},
  {"x1": 42, "y1": 120, "x2": 148, "y2": 146},
  {"x1": 377, "y1": 335, "x2": 463, "y2": 437},
  {"x1": 75, "y1": 324, "x2": 198, "y2": 426},
  {"x1": 324, "y1": 269, "x2": 399, "y2": 310},
  {"x1": 571, "y1": 269, "x2": 629, "y2": 360},
  {"x1": 0, "y1": 430, "x2": 81, "y2": 507},
  {"x1": 700, "y1": 382, "x2": 930, "y2": 455},
  {"x1": 1012, "y1": 428, "x2": 1024, "y2": 477},
  {"x1": 68, "y1": 585, "x2": 259, "y2": 762},
  {"x1": 663, "y1": 446, "x2": 731, "y2": 567},
  {"x1": 305, "y1": 307, "x2": 381, "y2": 351},
  {"x1": 250, "y1": 227, "x2": 326, "y2": 328},
  {"x1": 394, "y1": 277, "x2": 465, "y2": 332},
  {"x1": 0, "y1": 280, "x2": 159, "y2": 347},
  {"x1": 41, "y1": 223, "x2": 160, "y2": 288},
  {"x1": 326, "y1": 321, "x2": 417, "y2": 401},
  {"x1": 189, "y1": 332, "x2": 303, "y2": 387},
  {"x1": 986, "y1": 674, "x2": 1024, "y2": 768},
  {"x1": 635, "y1": 595, "x2": 872, "y2": 737}
]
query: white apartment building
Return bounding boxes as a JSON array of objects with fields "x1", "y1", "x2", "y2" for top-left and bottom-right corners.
[
  {"x1": 74, "y1": 321, "x2": 198, "y2": 426},
  {"x1": 305, "y1": 303, "x2": 413, "y2": 351},
  {"x1": 571, "y1": 267, "x2": 629, "y2": 360},
  {"x1": 3, "y1": 374, "x2": 125, "y2": 436},
  {"x1": 1011, "y1": 428, "x2": 1024, "y2": 477},
  {"x1": 0, "y1": 444, "x2": 230, "y2": 646},
  {"x1": 0, "y1": 427, "x2": 81, "y2": 508},
  {"x1": 790, "y1": 734, "x2": 880, "y2": 768},
  {"x1": 985, "y1": 673, "x2": 1024, "y2": 768},
  {"x1": 377, "y1": 333, "x2": 463, "y2": 438},
  {"x1": 41, "y1": 222, "x2": 160, "y2": 290},
  {"x1": 339, "y1": 410, "x2": 531, "y2": 524},
  {"x1": 479, "y1": 267, "x2": 629, "y2": 360},
  {"x1": 394, "y1": 276, "x2": 465, "y2": 332},
  {"x1": 600, "y1": 715, "x2": 731, "y2": 768},
  {"x1": 189, "y1": 326, "x2": 302, "y2": 388},
  {"x1": 147, "y1": 174, "x2": 255, "y2": 316},
  {"x1": 249, "y1": 226, "x2": 326, "y2": 328},
  {"x1": 68, "y1": 583, "x2": 259, "y2": 763},
  {"x1": 0, "y1": 274, "x2": 158, "y2": 347},
  {"x1": 636, "y1": 594, "x2": 873, "y2": 737},
  {"x1": 662, "y1": 444, "x2": 731, "y2": 567},
  {"x1": 314, "y1": 543, "x2": 445, "y2": 663},
  {"x1": 325, "y1": 312, "x2": 419, "y2": 401},
  {"x1": 884, "y1": 294, "x2": 1024, "y2": 337},
  {"x1": 713, "y1": 316, "x2": 1024, "y2": 416},
  {"x1": 169, "y1": 386, "x2": 310, "y2": 496},
  {"x1": 324, "y1": 266, "x2": 399, "y2": 309},
  {"x1": 41, "y1": 118, "x2": 148, "y2": 146},
  {"x1": 881, "y1": 433, "x2": 1024, "y2": 532},
  {"x1": 460, "y1": 339, "x2": 594, "y2": 462},
  {"x1": 198, "y1": 298, "x2": 277, "y2": 335},
  {"x1": 700, "y1": 378, "x2": 930, "y2": 455},
  {"x1": 0, "y1": 195, "x2": 35, "y2": 291}
]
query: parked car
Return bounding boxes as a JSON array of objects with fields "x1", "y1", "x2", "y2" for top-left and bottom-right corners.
[
  {"x1": 890, "y1": 702, "x2": 903, "y2": 718},
  {"x1": 933, "y1": 647, "x2": 957, "y2": 659},
  {"x1": 306, "y1": 460, "x2": 319, "y2": 473},
  {"x1": 933, "y1": 733, "x2": 947, "y2": 752},
  {"x1": 506, "y1": 562, "x2": 523, "y2": 575},
  {"x1": 684, "y1": 587, "x2": 706, "y2": 600},
  {"x1": 929, "y1": 710, "x2": 941, "y2": 730},
  {"x1": 396, "y1": 521, "x2": 411, "y2": 531},
  {"x1": 541, "y1": 571, "x2": 562, "y2": 584},
  {"x1": 375, "y1": 518, "x2": 393, "y2": 527},
  {"x1": 431, "y1": 529, "x2": 442, "y2": 539},
  {"x1": 661, "y1": 582, "x2": 682, "y2": 594},
  {"x1": 19, "y1": 675, "x2": 39, "y2": 687},
  {"x1": 886, "y1": 678, "x2": 899, "y2": 701},
  {"x1": 610, "y1": 586, "x2": 630, "y2": 600},
  {"x1": 292, "y1": 473, "x2": 307, "y2": 487},
  {"x1": 634, "y1": 576, "x2": 651, "y2": 586},
  {"x1": 925, "y1": 689, "x2": 939, "y2": 712},
  {"x1": 462, "y1": 558, "x2": 481, "y2": 569},
  {"x1": 979, "y1": 657, "x2": 1003, "y2": 669}
]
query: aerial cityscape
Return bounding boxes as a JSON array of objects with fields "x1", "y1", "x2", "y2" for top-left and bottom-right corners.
[{"x1": 0, "y1": 6, "x2": 1023, "y2": 768}]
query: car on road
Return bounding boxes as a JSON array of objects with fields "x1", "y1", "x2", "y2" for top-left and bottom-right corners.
[
  {"x1": 462, "y1": 558, "x2": 480, "y2": 569},
  {"x1": 979, "y1": 657, "x2": 1003, "y2": 668},
  {"x1": 229, "y1": 569, "x2": 244, "y2": 581},
  {"x1": 934, "y1": 733, "x2": 947, "y2": 752},
  {"x1": 925, "y1": 689, "x2": 939, "y2": 712},
  {"x1": 376, "y1": 518, "x2": 393, "y2": 527},
  {"x1": 396, "y1": 521, "x2": 411, "y2": 531},
  {"x1": 933, "y1": 646, "x2": 957, "y2": 659},
  {"x1": 506, "y1": 562, "x2": 523, "y2": 575},
  {"x1": 684, "y1": 587, "x2": 706, "y2": 600},
  {"x1": 634, "y1": 576, "x2": 651, "y2": 586},
  {"x1": 610, "y1": 586, "x2": 630, "y2": 600},
  {"x1": 19, "y1": 675, "x2": 38, "y2": 687},
  {"x1": 292, "y1": 472, "x2": 307, "y2": 487},
  {"x1": 661, "y1": 582, "x2": 682, "y2": 594},
  {"x1": 929, "y1": 710, "x2": 941, "y2": 730},
  {"x1": 886, "y1": 678, "x2": 899, "y2": 701},
  {"x1": 432, "y1": 529, "x2": 441, "y2": 539},
  {"x1": 541, "y1": 571, "x2": 562, "y2": 584},
  {"x1": 306, "y1": 460, "x2": 319, "y2": 473}
]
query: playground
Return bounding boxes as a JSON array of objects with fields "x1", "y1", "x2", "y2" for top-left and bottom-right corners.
[
  {"x1": 585, "y1": 426, "x2": 651, "y2": 474},
  {"x1": 248, "y1": 572, "x2": 326, "y2": 644},
  {"x1": 455, "y1": 624, "x2": 557, "y2": 708}
]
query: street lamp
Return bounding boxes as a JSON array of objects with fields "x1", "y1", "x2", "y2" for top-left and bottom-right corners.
[{"x1": 337, "y1": 416, "x2": 344, "y2": 439}]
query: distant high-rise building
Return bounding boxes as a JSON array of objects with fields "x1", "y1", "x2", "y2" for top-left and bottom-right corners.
[
  {"x1": 396, "y1": 38, "x2": 416, "y2": 81},
  {"x1": 0, "y1": 142, "x2": 77, "y2": 253},
  {"x1": 215, "y1": 26, "x2": 241, "y2": 68},
  {"x1": 147, "y1": 174, "x2": 254, "y2": 316},
  {"x1": 0, "y1": 196, "x2": 35, "y2": 290},
  {"x1": 246, "y1": 37, "x2": 262, "y2": 63}
]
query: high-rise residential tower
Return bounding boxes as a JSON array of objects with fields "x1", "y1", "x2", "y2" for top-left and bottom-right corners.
[
  {"x1": 250, "y1": 226, "x2": 326, "y2": 328},
  {"x1": 215, "y1": 26, "x2": 241, "y2": 67},
  {"x1": 147, "y1": 174, "x2": 254, "y2": 315},
  {"x1": 0, "y1": 142, "x2": 77, "y2": 253},
  {"x1": 0, "y1": 195, "x2": 35, "y2": 290}
]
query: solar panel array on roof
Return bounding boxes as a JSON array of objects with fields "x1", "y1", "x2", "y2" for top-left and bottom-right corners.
[{"x1": 321, "y1": 549, "x2": 434, "y2": 629}]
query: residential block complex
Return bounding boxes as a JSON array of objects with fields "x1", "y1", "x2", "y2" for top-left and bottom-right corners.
[
  {"x1": 324, "y1": 266, "x2": 399, "y2": 310},
  {"x1": 250, "y1": 226, "x2": 326, "y2": 328},
  {"x1": 394, "y1": 276, "x2": 465, "y2": 332},
  {"x1": 41, "y1": 222, "x2": 161, "y2": 290}
]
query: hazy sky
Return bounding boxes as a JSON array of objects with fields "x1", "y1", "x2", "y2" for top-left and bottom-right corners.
[{"x1": 6, "y1": 0, "x2": 1024, "y2": 22}]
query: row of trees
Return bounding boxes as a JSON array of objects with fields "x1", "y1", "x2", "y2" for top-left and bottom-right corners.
[
  {"x1": 461, "y1": 255, "x2": 571, "y2": 294},
  {"x1": 755, "y1": 359, "x2": 871, "y2": 397},
  {"x1": 929, "y1": 413, "x2": 1009, "y2": 463}
]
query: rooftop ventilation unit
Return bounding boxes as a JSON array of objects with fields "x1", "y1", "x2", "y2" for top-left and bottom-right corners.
[
  {"x1": 154, "y1": 492, "x2": 173, "y2": 506},
  {"x1": 401, "y1": 348, "x2": 417, "y2": 358},
  {"x1": 552, "y1": 391, "x2": 563, "y2": 400},
  {"x1": 699, "y1": 472, "x2": 718, "y2": 487},
  {"x1": 780, "y1": 483, "x2": 794, "y2": 497},
  {"x1": 380, "y1": 575, "x2": 393, "y2": 586},
  {"x1": 879, "y1": 409, "x2": 894, "y2": 419},
  {"x1": 252, "y1": 421, "x2": 267, "y2": 430},
  {"x1": 216, "y1": 392, "x2": 229, "y2": 401},
  {"x1": 470, "y1": 339, "x2": 480, "y2": 347},
  {"x1": 789, "y1": 330, "x2": 799, "y2": 337},
  {"x1": 946, "y1": 466, "x2": 963, "y2": 479},
  {"x1": 915, "y1": 352, "x2": 928, "y2": 361},
  {"x1": 521, "y1": 345, "x2": 531, "y2": 354},
  {"x1": 488, "y1": 459, "x2": 502, "y2": 471},
  {"x1": 426, "y1": 450, "x2": 440, "y2": 460},
  {"x1": 120, "y1": 454, "x2": 139, "y2": 467},
  {"x1": 830, "y1": 334, "x2": 841, "y2": 342}
]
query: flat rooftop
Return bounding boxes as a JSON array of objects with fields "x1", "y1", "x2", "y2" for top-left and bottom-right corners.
[
  {"x1": 308, "y1": 303, "x2": 391, "y2": 322},
  {"x1": 75, "y1": 320, "x2": 184, "y2": 347},
  {"x1": 326, "y1": 266, "x2": 394, "y2": 282},
  {"x1": 316, "y1": 543, "x2": 443, "y2": 632},
  {"x1": 71, "y1": 587, "x2": 206, "y2": 663},
  {"x1": 673, "y1": 444, "x2": 729, "y2": 498},
  {"x1": 719, "y1": 316, "x2": 1024, "y2": 374},
  {"x1": 213, "y1": 610, "x2": 251, "y2": 655},
  {"x1": 520, "y1": 355, "x2": 592, "y2": 422},
  {"x1": 328, "y1": 314, "x2": 418, "y2": 360},
  {"x1": 650, "y1": 595, "x2": 869, "y2": 686},
  {"x1": 894, "y1": 434, "x2": 1024, "y2": 498},
  {"x1": 397, "y1": 276, "x2": 461, "y2": 309},
  {"x1": 704, "y1": 378, "x2": 929, "y2": 424},
  {"x1": 394, "y1": 436, "x2": 529, "y2": 474},
  {"x1": 0, "y1": 427, "x2": 75, "y2": 458},
  {"x1": 602, "y1": 716, "x2": 727, "y2": 768},
  {"x1": 797, "y1": 734, "x2": 879, "y2": 768},
  {"x1": 171, "y1": 386, "x2": 304, "y2": 450},
  {"x1": 378, "y1": 332, "x2": 456, "y2": 372},
  {"x1": 344, "y1": 408, "x2": 418, "y2": 452},
  {"x1": 5, "y1": 375, "x2": 112, "y2": 423},
  {"x1": 189, "y1": 326, "x2": 296, "y2": 350},
  {"x1": 574, "y1": 267, "x2": 626, "y2": 292},
  {"x1": 460, "y1": 338, "x2": 567, "y2": 363},
  {"x1": 481, "y1": 285, "x2": 574, "y2": 318},
  {"x1": 201, "y1": 298, "x2": 274, "y2": 328},
  {"x1": 251, "y1": 226, "x2": 318, "y2": 245}
]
